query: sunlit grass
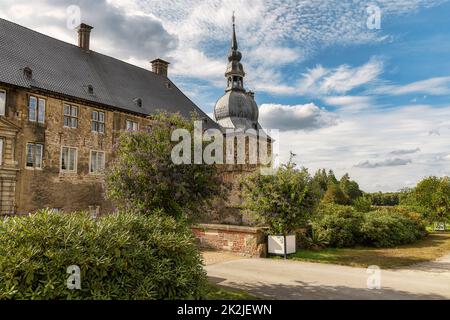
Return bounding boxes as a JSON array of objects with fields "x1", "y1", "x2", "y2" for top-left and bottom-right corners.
[{"x1": 277, "y1": 232, "x2": 450, "y2": 269}]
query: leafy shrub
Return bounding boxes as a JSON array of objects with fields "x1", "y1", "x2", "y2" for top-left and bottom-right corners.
[
  {"x1": 312, "y1": 204, "x2": 364, "y2": 247},
  {"x1": 361, "y1": 209, "x2": 428, "y2": 247},
  {"x1": 305, "y1": 230, "x2": 329, "y2": 250},
  {"x1": 241, "y1": 155, "x2": 320, "y2": 235},
  {"x1": 311, "y1": 204, "x2": 427, "y2": 248},
  {"x1": 0, "y1": 209, "x2": 207, "y2": 300},
  {"x1": 353, "y1": 196, "x2": 372, "y2": 213},
  {"x1": 322, "y1": 184, "x2": 350, "y2": 205},
  {"x1": 105, "y1": 112, "x2": 224, "y2": 220}
]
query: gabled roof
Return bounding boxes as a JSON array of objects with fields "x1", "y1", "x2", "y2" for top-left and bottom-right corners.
[{"x1": 0, "y1": 18, "x2": 218, "y2": 129}]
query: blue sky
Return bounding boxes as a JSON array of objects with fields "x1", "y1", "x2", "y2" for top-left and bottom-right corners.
[{"x1": 1, "y1": 0, "x2": 450, "y2": 191}]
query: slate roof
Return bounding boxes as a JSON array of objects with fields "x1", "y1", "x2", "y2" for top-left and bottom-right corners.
[{"x1": 0, "y1": 18, "x2": 218, "y2": 129}]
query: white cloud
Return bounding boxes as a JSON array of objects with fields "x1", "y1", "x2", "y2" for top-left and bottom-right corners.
[
  {"x1": 389, "y1": 148, "x2": 421, "y2": 155},
  {"x1": 274, "y1": 103, "x2": 450, "y2": 192},
  {"x1": 298, "y1": 57, "x2": 384, "y2": 96},
  {"x1": 355, "y1": 158, "x2": 412, "y2": 168},
  {"x1": 372, "y1": 76, "x2": 450, "y2": 96},
  {"x1": 323, "y1": 96, "x2": 374, "y2": 111},
  {"x1": 259, "y1": 103, "x2": 338, "y2": 132}
]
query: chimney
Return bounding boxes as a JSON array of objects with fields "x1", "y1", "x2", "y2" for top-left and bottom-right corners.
[
  {"x1": 151, "y1": 58, "x2": 170, "y2": 77},
  {"x1": 77, "y1": 23, "x2": 93, "y2": 51}
]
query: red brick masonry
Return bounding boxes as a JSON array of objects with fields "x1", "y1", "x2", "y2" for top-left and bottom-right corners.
[{"x1": 192, "y1": 224, "x2": 267, "y2": 258}]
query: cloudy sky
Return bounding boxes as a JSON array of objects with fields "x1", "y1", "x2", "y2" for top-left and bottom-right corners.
[{"x1": 1, "y1": 0, "x2": 450, "y2": 192}]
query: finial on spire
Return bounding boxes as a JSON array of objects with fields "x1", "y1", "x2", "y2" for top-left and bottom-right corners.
[{"x1": 231, "y1": 12, "x2": 238, "y2": 51}]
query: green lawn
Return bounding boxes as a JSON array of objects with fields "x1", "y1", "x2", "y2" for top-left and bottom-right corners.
[
  {"x1": 277, "y1": 232, "x2": 450, "y2": 269},
  {"x1": 205, "y1": 284, "x2": 260, "y2": 300}
]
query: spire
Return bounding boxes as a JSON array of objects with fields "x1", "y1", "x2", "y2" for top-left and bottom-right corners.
[
  {"x1": 225, "y1": 12, "x2": 245, "y2": 91},
  {"x1": 231, "y1": 12, "x2": 238, "y2": 51}
]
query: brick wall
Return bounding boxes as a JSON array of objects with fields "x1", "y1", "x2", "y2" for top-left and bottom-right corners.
[{"x1": 192, "y1": 223, "x2": 267, "y2": 258}]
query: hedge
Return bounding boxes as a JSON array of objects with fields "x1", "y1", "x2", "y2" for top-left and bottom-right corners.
[
  {"x1": 0, "y1": 209, "x2": 207, "y2": 300},
  {"x1": 311, "y1": 204, "x2": 427, "y2": 248},
  {"x1": 311, "y1": 205, "x2": 364, "y2": 247}
]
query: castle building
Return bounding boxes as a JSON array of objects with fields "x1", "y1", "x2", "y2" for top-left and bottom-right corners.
[
  {"x1": 0, "y1": 16, "x2": 269, "y2": 217},
  {"x1": 0, "y1": 18, "x2": 217, "y2": 215}
]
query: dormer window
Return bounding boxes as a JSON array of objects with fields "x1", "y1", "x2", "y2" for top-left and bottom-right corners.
[
  {"x1": 134, "y1": 98, "x2": 143, "y2": 108},
  {"x1": 166, "y1": 82, "x2": 172, "y2": 89},
  {"x1": 23, "y1": 67, "x2": 32, "y2": 79},
  {"x1": 87, "y1": 85, "x2": 94, "y2": 95}
]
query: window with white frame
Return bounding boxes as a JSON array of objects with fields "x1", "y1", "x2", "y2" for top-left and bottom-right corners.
[
  {"x1": 92, "y1": 111, "x2": 105, "y2": 133},
  {"x1": 90, "y1": 150, "x2": 105, "y2": 174},
  {"x1": 0, "y1": 90, "x2": 6, "y2": 116},
  {"x1": 63, "y1": 104, "x2": 78, "y2": 128},
  {"x1": 26, "y1": 143, "x2": 43, "y2": 169},
  {"x1": 29, "y1": 96, "x2": 46, "y2": 123},
  {"x1": 126, "y1": 120, "x2": 138, "y2": 132},
  {"x1": 61, "y1": 147, "x2": 77, "y2": 173}
]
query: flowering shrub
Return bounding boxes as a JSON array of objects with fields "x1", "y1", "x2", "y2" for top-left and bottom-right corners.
[{"x1": 0, "y1": 209, "x2": 207, "y2": 300}]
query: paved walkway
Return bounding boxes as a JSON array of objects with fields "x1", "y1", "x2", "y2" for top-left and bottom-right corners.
[
  {"x1": 202, "y1": 251, "x2": 246, "y2": 266},
  {"x1": 205, "y1": 253, "x2": 450, "y2": 300}
]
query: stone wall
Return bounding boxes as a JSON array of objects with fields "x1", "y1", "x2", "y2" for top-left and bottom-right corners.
[
  {"x1": 0, "y1": 84, "x2": 152, "y2": 215},
  {"x1": 192, "y1": 223, "x2": 267, "y2": 258}
]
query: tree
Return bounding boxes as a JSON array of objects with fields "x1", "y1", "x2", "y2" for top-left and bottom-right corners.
[
  {"x1": 327, "y1": 170, "x2": 338, "y2": 185},
  {"x1": 241, "y1": 154, "x2": 321, "y2": 235},
  {"x1": 322, "y1": 183, "x2": 350, "y2": 205},
  {"x1": 413, "y1": 176, "x2": 450, "y2": 224},
  {"x1": 313, "y1": 169, "x2": 328, "y2": 194},
  {"x1": 105, "y1": 112, "x2": 224, "y2": 220},
  {"x1": 339, "y1": 173, "x2": 363, "y2": 203}
]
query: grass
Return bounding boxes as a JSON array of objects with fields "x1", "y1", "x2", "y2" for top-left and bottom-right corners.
[
  {"x1": 279, "y1": 232, "x2": 450, "y2": 269},
  {"x1": 205, "y1": 283, "x2": 260, "y2": 300}
]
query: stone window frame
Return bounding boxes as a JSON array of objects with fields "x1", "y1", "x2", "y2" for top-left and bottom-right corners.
[
  {"x1": 0, "y1": 88, "x2": 6, "y2": 116},
  {"x1": 89, "y1": 150, "x2": 106, "y2": 175},
  {"x1": 63, "y1": 103, "x2": 79, "y2": 129},
  {"x1": 25, "y1": 142, "x2": 44, "y2": 170},
  {"x1": 126, "y1": 119, "x2": 139, "y2": 132},
  {"x1": 60, "y1": 146, "x2": 78, "y2": 174},
  {"x1": 92, "y1": 110, "x2": 105, "y2": 134},
  {"x1": 0, "y1": 137, "x2": 3, "y2": 166},
  {"x1": 28, "y1": 95, "x2": 46, "y2": 124}
]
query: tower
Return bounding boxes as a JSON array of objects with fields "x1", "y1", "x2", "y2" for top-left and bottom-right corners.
[{"x1": 214, "y1": 14, "x2": 260, "y2": 130}]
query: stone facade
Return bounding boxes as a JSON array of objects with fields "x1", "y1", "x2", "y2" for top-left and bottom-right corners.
[
  {"x1": 192, "y1": 223, "x2": 267, "y2": 257},
  {"x1": 0, "y1": 84, "x2": 152, "y2": 215}
]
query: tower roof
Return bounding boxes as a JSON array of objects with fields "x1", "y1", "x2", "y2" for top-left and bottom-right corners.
[
  {"x1": 214, "y1": 14, "x2": 259, "y2": 130},
  {"x1": 231, "y1": 12, "x2": 238, "y2": 51}
]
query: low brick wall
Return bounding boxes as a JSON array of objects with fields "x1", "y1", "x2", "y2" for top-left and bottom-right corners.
[{"x1": 192, "y1": 224, "x2": 267, "y2": 258}]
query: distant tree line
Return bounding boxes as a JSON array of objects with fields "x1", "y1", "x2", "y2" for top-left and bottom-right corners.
[{"x1": 312, "y1": 169, "x2": 363, "y2": 205}]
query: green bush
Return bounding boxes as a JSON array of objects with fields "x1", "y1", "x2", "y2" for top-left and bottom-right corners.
[
  {"x1": 312, "y1": 204, "x2": 364, "y2": 247},
  {"x1": 241, "y1": 154, "x2": 320, "y2": 235},
  {"x1": 353, "y1": 196, "x2": 372, "y2": 213},
  {"x1": 361, "y1": 209, "x2": 428, "y2": 247},
  {"x1": 311, "y1": 204, "x2": 427, "y2": 248},
  {"x1": 0, "y1": 209, "x2": 207, "y2": 300}
]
